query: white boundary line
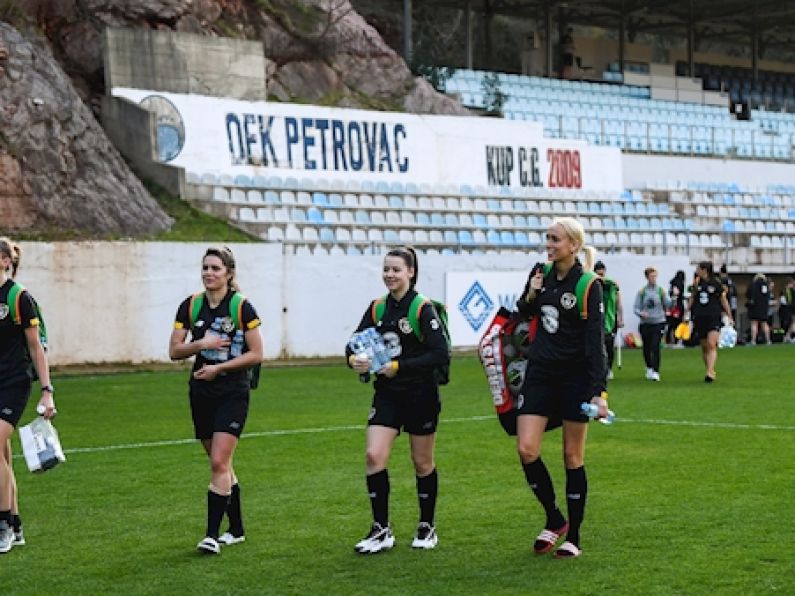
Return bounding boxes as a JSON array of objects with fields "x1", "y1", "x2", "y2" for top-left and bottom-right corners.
[{"x1": 13, "y1": 415, "x2": 794, "y2": 459}]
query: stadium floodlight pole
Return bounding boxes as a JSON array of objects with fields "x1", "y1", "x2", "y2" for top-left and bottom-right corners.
[{"x1": 403, "y1": 0, "x2": 413, "y2": 65}]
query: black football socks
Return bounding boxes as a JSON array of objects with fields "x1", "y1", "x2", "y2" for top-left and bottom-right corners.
[
  {"x1": 206, "y1": 489, "x2": 230, "y2": 540},
  {"x1": 416, "y1": 468, "x2": 438, "y2": 525},
  {"x1": 522, "y1": 458, "x2": 565, "y2": 529},
  {"x1": 226, "y1": 482, "x2": 244, "y2": 537},
  {"x1": 366, "y1": 469, "x2": 390, "y2": 527},
  {"x1": 565, "y1": 466, "x2": 588, "y2": 547}
]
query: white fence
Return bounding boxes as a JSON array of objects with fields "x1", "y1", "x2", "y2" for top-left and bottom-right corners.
[{"x1": 16, "y1": 242, "x2": 689, "y2": 365}]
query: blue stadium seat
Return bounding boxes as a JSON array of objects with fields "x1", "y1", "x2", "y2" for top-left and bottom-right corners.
[
  {"x1": 486, "y1": 230, "x2": 501, "y2": 244},
  {"x1": 307, "y1": 207, "x2": 324, "y2": 224},
  {"x1": 416, "y1": 212, "x2": 431, "y2": 226},
  {"x1": 319, "y1": 228, "x2": 335, "y2": 243},
  {"x1": 312, "y1": 192, "x2": 329, "y2": 206}
]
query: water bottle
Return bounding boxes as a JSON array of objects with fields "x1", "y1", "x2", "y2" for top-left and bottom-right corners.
[
  {"x1": 580, "y1": 402, "x2": 615, "y2": 424},
  {"x1": 368, "y1": 328, "x2": 391, "y2": 373},
  {"x1": 230, "y1": 330, "x2": 245, "y2": 359},
  {"x1": 201, "y1": 318, "x2": 224, "y2": 361}
]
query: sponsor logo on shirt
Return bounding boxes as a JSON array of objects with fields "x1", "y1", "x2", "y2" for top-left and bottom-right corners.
[{"x1": 0, "y1": 304, "x2": 7, "y2": 320}]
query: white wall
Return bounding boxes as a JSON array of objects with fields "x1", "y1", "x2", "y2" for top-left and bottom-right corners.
[
  {"x1": 16, "y1": 242, "x2": 689, "y2": 365},
  {"x1": 622, "y1": 153, "x2": 795, "y2": 189}
]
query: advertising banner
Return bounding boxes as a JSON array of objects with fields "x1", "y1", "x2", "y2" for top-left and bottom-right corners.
[{"x1": 113, "y1": 88, "x2": 623, "y2": 192}]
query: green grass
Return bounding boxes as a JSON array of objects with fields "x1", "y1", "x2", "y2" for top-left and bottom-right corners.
[
  {"x1": 145, "y1": 181, "x2": 258, "y2": 243},
  {"x1": 4, "y1": 346, "x2": 795, "y2": 594}
]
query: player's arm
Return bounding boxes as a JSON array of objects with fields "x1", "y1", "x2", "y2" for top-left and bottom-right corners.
[
  {"x1": 720, "y1": 289, "x2": 734, "y2": 324},
  {"x1": 19, "y1": 293, "x2": 55, "y2": 418},
  {"x1": 616, "y1": 286, "x2": 624, "y2": 327}
]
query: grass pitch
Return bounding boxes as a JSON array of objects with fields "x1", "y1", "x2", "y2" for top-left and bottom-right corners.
[{"x1": 5, "y1": 346, "x2": 795, "y2": 594}]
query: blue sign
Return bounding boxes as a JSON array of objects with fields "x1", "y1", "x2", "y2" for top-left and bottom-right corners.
[{"x1": 458, "y1": 281, "x2": 494, "y2": 331}]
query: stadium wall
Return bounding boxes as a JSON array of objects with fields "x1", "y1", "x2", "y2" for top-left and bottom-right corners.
[
  {"x1": 622, "y1": 153, "x2": 795, "y2": 188},
  {"x1": 100, "y1": 95, "x2": 186, "y2": 198},
  {"x1": 102, "y1": 28, "x2": 267, "y2": 101},
  {"x1": 19, "y1": 242, "x2": 688, "y2": 366}
]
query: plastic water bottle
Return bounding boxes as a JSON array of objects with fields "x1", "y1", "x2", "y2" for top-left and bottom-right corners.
[
  {"x1": 580, "y1": 402, "x2": 616, "y2": 424},
  {"x1": 230, "y1": 330, "x2": 245, "y2": 359},
  {"x1": 367, "y1": 328, "x2": 391, "y2": 373},
  {"x1": 201, "y1": 318, "x2": 224, "y2": 361}
]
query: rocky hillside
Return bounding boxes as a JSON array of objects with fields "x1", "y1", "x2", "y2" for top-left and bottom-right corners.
[
  {"x1": 0, "y1": 22, "x2": 172, "y2": 236},
  {"x1": 1, "y1": 0, "x2": 467, "y2": 237}
]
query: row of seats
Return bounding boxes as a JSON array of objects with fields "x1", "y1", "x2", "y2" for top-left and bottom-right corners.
[
  {"x1": 208, "y1": 188, "x2": 668, "y2": 216},
  {"x1": 236, "y1": 205, "x2": 684, "y2": 232},
  {"x1": 187, "y1": 172, "x2": 628, "y2": 201},
  {"x1": 674, "y1": 191, "x2": 795, "y2": 208},
  {"x1": 254, "y1": 223, "x2": 714, "y2": 251}
]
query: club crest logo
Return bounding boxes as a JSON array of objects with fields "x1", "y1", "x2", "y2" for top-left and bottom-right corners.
[
  {"x1": 560, "y1": 292, "x2": 577, "y2": 310},
  {"x1": 399, "y1": 317, "x2": 413, "y2": 334},
  {"x1": 221, "y1": 317, "x2": 235, "y2": 334},
  {"x1": 0, "y1": 304, "x2": 8, "y2": 320}
]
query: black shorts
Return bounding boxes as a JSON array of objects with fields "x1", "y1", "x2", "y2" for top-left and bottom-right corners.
[
  {"x1": 189, "y1": 383, "x2": 249, "y2": 440},
  {"x1": 368, "y1": 384, "x2": 441, "y2": 436},
  {"x1": 0, "y1": 380, "x2": 31, "y2": 428},
  {"x1": 516, "y1": 362, "x2": 590, "y2": 423},
  {"x1": 693, "y1": 315, "x2": 722, "y2": 339}
]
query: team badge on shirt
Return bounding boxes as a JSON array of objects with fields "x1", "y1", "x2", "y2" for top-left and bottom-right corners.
[
  {"x1": 560, "y1": 292, "x2": 577, "y2": 310},
  {"x1": 430, "y1": 319, "x2": 440, "y2": 330},
  {"x1": 398, "y1": 317, "x2": 413, "y2": 334},
  {"x1": 0, "y1": 304, "x2": 7, "y2": 320},
  {"x1": 221, "y1": 317, "x2": 235, "y2": 333}
]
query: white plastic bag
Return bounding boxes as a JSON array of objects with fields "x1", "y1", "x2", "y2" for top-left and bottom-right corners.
[
  {"x1": 718, "y1": 325, "x2": 737, "y2": 349},
  {"x1": 19, "y1": 417, "x2": 66, "y2": 473}
]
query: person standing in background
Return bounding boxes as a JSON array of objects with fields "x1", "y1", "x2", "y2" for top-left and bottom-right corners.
[
  {"x1": 666, "y1": 270, "x2": 686, "y2": 346},
  {"x1": 719, "y1": 265, "x2": 738, "y2": 325},
  {"x1": 747, "y1": 273, "x2": 770, "y2": 345},
  {"x1": 634, "y1": 268, "x2": 671, "y2": 382},
  {"x1": 593, "y1": 261, "x2": 623, "y2": 379},
  {"x1": 781, "y1": 277, "x2": 795, "y2": 342},
  {"x1": 689, "y1": 261, "x2": 734, "y2": 382}
]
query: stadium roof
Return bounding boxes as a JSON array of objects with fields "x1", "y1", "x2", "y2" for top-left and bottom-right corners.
[{"x1": 427, "y1": 0, "x2": 795, "y2": 53}]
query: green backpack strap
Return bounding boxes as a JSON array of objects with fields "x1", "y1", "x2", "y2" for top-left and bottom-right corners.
[
  {"x1": 189, "y1": 291, "x2": 247, "y2": 330},
  {"x1": 7, "y1": 281, "x2": 24, "y2": 324},
  {"x1": 407, "y1": 294, "x2": 431, "y2": 340},
  {"x1": 188, "y1": 292, "x2": 204, "y2": 328},
  {"x1": 229, "y1": 292, "x2": 246, "y2": 330},
  {"x1": 575, "y1": 271, "x2": 598, "y2": 320},
  {"x1": 371, "y1": 295, "x2": 388, "y2": 326},
  {"x1": 541, "y1": 263, "x2": 596, "y2": 319}
]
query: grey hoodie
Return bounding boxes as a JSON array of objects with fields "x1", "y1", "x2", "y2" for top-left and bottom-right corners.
[{"x1": 634, "y1": 284, "x2": 671, "y2": 325}]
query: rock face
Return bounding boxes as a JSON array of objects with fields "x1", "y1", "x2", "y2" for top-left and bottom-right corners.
[
  {"x1": 3, "y1": 0, "x2": 469, "y2": 236},
  {"x1": 0, "y1": 23, "x2": 172, "y2": 235}
]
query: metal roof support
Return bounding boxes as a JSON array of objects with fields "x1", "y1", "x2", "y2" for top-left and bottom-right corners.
[
  {"x1": 403, "y1": 0, "x2": 413, "y2": 65},
  {"x1": 618, "y1": 0, "x2": 626, "y2": 73},
  {"x1": 687, "y1": 0, "x2": 695, "y2": 77},
  {"x1": 545, "y1": 2, "x2": 553, "y2": 77},
  {"x1": 484, "y1": 0, "x2": 494, "y2": 69},
  {"x1": 464, "y1": 0, "x2": 473, "y2": 69}
]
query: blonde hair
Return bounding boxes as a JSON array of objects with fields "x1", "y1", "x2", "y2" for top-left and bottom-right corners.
[
  {"x1": 204, "y1": 246, "x2": 240, "y2": 292},
  {"x1": 552, "y1": 217, "x2": 596, "y2": 271},
  {"x1": 0, "y1": 237, "x2": 21, "y2": 277}
]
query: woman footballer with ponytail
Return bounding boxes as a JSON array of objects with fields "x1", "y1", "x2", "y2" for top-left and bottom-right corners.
[
  {"x1": 345, "y1": 247, "x2": 450, "y2": 554},
  {"x1": 169, "y1": 247, "x2": 263, "y2": 555},
  {"x1": 514, "y1": 217, "x2": 608, "y2": 559}
]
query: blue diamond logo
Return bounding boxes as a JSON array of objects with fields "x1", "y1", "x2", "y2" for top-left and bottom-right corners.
[{"x1": 458, "y1": 281, "x2": 494, "y2": 331}]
